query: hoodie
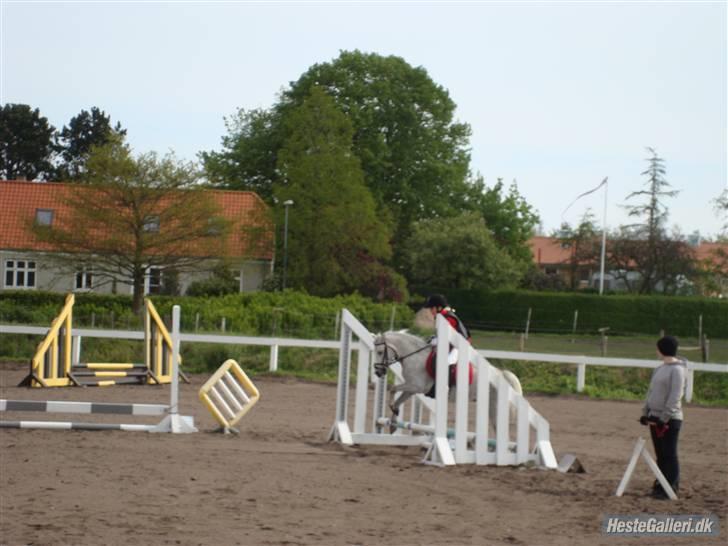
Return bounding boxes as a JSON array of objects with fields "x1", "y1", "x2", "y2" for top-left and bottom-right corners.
[{"x1": 642, "y1": 357, "x2": 688, "y2": 422}]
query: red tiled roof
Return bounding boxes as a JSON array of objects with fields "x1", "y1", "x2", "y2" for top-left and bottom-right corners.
[
  {"x1": 528, "y1": 236, "x2": 572, "y2": 265},
  {"x1": 0, "y1": 180, "x2": 273, "y2": 260},
  {"x1": 695, "y1": 241, "x2": 728, "y2": 268}
]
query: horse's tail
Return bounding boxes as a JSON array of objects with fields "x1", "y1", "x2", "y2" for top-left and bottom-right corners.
[{"x1": 502, "y1": 369, "x2": 523, "y2": 396}]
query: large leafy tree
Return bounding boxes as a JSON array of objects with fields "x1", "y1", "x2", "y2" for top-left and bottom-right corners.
[
  {"x1": 403, "y1": 212, "x2": 523, "y2": 291},
  {"x1": 33, "y1": 139, "x2": 231, "y2": 312},
  {"x1": 203, "y1": 50, "x2": 472, "y2": 249},
  {"x1": 55, "y1": 107, "x2": 127, "y2": 180},
  {"x1": 0, "y1": 103, "x2": 56, "y2": 180},
  {"x1": 281, "y1": 51, "x2": 472, "y2": 236},
  {"x1": 273, "y1": 86, "x2": 397, "y2": 297}
]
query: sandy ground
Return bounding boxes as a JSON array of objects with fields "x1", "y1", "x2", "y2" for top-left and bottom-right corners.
[{"x1": 0, "y1": 362, "x2": 726, "y2": 546}]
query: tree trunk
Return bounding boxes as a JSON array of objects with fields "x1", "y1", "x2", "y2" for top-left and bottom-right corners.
[{"x1": 132, "y1": 269, "x2": 145, "y2": 313}]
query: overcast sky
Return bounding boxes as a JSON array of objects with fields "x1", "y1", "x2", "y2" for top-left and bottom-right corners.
[{"x1": 2, "y1": 1, "x2": 726, "y2": 238}]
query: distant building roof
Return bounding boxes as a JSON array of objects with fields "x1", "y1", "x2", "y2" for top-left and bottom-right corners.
[
  {"x1": 528, "y1": 236, "x2": 572, "y2": 265},
  {"x1": 528, "y1": 235, "x2": 727, "y2": 269},
  {"x1": 0, "y1": 180, "x2": 273, "y2": 260}
]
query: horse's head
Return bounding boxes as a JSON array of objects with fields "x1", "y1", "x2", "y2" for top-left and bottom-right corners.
[{"x1": 373, "y1": 332, "x2": 399, "y2": 378}]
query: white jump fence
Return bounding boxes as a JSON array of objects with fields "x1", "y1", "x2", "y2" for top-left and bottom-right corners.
[{"x1": 329, "y1": 310, "x2": 558, "y2": 467}]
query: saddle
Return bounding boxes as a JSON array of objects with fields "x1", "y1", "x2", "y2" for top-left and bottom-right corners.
[{"x1": 425, "y1": 350, "x2": 474, "y2": 387}]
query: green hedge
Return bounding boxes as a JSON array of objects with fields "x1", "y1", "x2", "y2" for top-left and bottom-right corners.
[
  {"x1": 0, "y1": 290, "x2": 413, "y2": 339},
  {"x1": 412, "y1": 289, "x2": 727, "y2": 338}
]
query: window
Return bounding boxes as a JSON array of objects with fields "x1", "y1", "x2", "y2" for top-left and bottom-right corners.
[
  {"x1": 232, "y1": 268, "x2": 243, "y2": 292},
  {"x1": 143, "y1": 215, "x2": 160, "y2": 233},
  {"x1": 207, "y1": 217, "x2": 224, "y2": 236},
  {"x1": 75, "y1": 267, "x2": 93, "y2": 291},
  {"x1": 5, "y1": 260, "x2": 36, "y2": 289},
  {"x1": 147, "y1": 267, "x2": 163, "y2": 294},
  {"x1": 35, "y1": 209, "x2": 54, "y2": 226}
]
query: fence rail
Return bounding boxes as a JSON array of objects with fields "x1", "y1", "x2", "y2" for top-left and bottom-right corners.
[{"x1": 2, "y1": 323, "x2": 726, "y2": 402}]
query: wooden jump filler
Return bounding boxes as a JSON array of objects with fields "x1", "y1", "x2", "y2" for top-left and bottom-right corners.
[{"x1": 198, "y1": 359, "x2": 260, "y2": 434}]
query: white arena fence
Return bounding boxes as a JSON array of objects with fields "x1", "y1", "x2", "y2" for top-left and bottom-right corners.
[{"x1": 1, "y1": 322, "x2": 726, "y2": 403}]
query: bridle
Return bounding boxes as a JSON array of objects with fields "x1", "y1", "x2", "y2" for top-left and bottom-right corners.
[{"x1": 373, "y1": 335, "x2": 431, "y2": 378}]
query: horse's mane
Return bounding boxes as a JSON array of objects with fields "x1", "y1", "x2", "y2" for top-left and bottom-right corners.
[{"x1": 382, "y1": 330, "x2": 428, "y2": 348}]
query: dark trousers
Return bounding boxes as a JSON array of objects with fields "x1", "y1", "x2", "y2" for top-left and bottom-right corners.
[{"x1": 650, "y1": 419, "x2": 682, "y2": 492}]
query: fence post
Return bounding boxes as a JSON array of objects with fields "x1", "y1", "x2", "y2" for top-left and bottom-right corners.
[
  {"x1": 685, "y1": 362, "x2": 694, "y2": 403},
  {"x1": 525, "y1": 308, "x2": 532, "y2": 340},
  {"x1": 599, "y1": 327, "x2": 609, "y2": 357},
  {"x1": 334, "y1": 310, "x2": 340, "y2": 340},
  {"x1": 702, "y1": 335, "x2": 710, "y2": 362},
  {"x1": 571, "y1": 310, "x2": 579, "y2": 343},
  {"x1": 221, "y1": 317, "x2": 226, "y2": 332},
  {"x1": 519, "y1": 333, "x2": 525, "y2": 351},
  {"x1": 269, "y1": 345, "x2": 279, "y2": 372},
  {"x1": 577, "y1": 361, "x2": 586, "y2": 392},
  {"x1": 195, "y1": 313, "x2": 200, "y2": 333},
  {"x1": 389, "y1": 305, "x2": 396, "y2": 331},
  {"x1": 698, "y1": 314, "x2": 702, "y2": 345}
]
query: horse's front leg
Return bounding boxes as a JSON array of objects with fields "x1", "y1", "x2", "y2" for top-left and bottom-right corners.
[{"x1": 388, "y1": 384, "x2": 420, "y2": 433}]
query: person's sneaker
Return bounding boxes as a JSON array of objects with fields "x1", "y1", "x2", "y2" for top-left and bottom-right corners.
[{"x1": 651, "y1": 489, "x2": 670, "y2": 500}]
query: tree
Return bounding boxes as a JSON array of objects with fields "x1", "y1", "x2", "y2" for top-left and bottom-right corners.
[
  {"x1": 0, "y1": 103, "x2": 56, "y2": 180},
  {"x1": 273, "y1": 86, "x2": 395, "y2": 297},
  {"x1": 608, "y1": 227, "x2": 696, "y2": 295},
  {"x1": 55, "y1": 107, "x2": 127, "y2": 180},
  {"x1": 403, "y1": 212, "x2": 523, "y2": 290},
  {"x1": 469, "y1": 177, "x2": 540, "y2": 266},
  {"x1": 33, "y1": 139, "x2": 231, "y2": 312},
  {"x1": 203, "y1": 50, "x2": 473, "y2": 256},
  {"x1": 200, "y1": 107, "x2": 280, "y2": 202},
  {"x1": 617, "y1": 147, "x2": 680, "y2": 293},
  {"x1": 282, "y1": 51, "x2": 472, "y2": 237},
  {"x1": 555, "y1": 210, "x2": 601, "y2": 290}
]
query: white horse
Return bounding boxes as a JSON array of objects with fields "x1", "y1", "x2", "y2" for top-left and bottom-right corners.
[{"x1": 373, "y1": 331, "x2": 522, "y2": 433}]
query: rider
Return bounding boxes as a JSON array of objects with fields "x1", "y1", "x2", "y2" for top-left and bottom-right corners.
[{"x1": 423, "y1": 294, "x2": 471, "y2": 397}]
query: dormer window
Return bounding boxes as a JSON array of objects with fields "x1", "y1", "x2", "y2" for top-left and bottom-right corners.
[
  {"x1": 35, "y1": 208, "x2": 54, "y2": 226},
  {"x1": 143, "y1": 215, "x2": 160, "y2": 233}
]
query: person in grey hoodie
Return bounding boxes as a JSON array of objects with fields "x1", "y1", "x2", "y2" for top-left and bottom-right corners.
[{"x1": 640, "y1": 335, "x2": 687, "y2": 499}]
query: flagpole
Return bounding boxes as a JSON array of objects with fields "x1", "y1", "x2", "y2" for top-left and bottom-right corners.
[{"x1": 599, "y1": 178, "x2": 608, "y2": 296}]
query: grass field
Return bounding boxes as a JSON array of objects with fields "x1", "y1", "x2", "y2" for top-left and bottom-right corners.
[{"x1": 470, "y1": 330, "x2": 727, "y2": 362}]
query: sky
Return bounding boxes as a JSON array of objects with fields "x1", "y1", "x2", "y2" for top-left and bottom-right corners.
[{"x1": 2, "y1": 0, "x2": 727, "y2": 238}]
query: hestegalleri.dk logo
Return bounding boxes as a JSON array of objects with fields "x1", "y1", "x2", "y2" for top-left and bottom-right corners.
[{"x1": 602, "y1": 514, "x2": 720, "y2": 536}]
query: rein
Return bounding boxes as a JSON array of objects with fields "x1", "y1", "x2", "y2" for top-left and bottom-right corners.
[{"x1": 373, "y1": 337, "x2": 431, "y2": 376}]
